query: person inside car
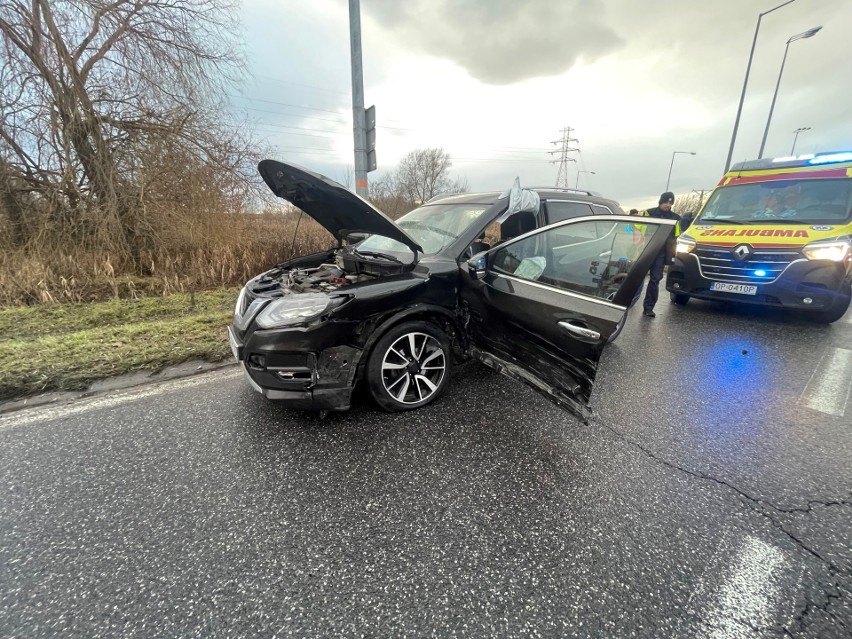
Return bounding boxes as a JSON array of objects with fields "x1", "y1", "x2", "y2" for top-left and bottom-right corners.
[{"x1": 753, "y1": 186, "x2": 800, "y2": 218}]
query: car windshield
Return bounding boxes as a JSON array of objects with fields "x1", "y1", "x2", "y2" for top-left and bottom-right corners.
[
  {"x1": 698, "y1": 178, "x2": 852, "y2": 225},
  {"x1": 358, "y1": 203, "x2": 491, "y2": 256}
]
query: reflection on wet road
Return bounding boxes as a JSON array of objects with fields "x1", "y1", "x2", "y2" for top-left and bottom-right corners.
[{"x1": 0, "y1": 298, "x2": 850, "y2": 637}]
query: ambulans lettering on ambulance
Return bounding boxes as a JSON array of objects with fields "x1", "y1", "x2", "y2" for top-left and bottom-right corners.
[{"x1": 665, "y1": 151, "x2": 852, "y2": 323}]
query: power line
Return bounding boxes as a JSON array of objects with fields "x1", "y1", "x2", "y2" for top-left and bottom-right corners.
[{"x1": 253, "y1": 74, "x2": 351, "y2": 97}]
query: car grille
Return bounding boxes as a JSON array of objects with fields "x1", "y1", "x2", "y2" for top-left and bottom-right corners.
[{"x1": 694, "y1": 246, "x2": 801, "y2": 284}]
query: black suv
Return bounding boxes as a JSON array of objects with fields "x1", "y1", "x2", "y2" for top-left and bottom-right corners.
[{"x1": 228, "y1": 160, "x2": 674, "y2": 416}]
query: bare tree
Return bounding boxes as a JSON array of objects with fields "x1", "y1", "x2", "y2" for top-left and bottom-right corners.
[
  {"x1": 672, "y1": 192, "x2": 705, "y2": 215},
  {"x1": 395, "y1": 148, "x2": 468, "y2": 204},
  {"x1": 338, "y1": 165, "x2": 354, "y2": 190},
  {"x1": 0, "y1": 0, "x2": 258, "y2": 260}
]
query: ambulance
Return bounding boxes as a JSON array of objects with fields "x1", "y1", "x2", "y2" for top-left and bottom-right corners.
[{"x1": 666, "y1": 151, "x2": 852, "y2": 323}]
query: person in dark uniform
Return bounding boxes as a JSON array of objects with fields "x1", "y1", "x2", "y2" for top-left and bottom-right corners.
[{"x1": 639, "y1": 192, "x2": 681, "y2": 317}]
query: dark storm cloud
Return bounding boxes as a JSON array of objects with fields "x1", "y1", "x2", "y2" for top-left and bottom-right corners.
[{"x1": 363, "y1": 0, "x2": 624, "y2": 84}]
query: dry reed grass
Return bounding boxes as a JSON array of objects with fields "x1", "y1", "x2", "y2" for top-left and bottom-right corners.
[{"x1": 0, "y1": 212, "x2": 334, "y2": 307}]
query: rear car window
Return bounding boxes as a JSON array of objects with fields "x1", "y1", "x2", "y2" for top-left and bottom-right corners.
[{"x1": 546, "y1": 201, "x2": 595, "y2": 222}]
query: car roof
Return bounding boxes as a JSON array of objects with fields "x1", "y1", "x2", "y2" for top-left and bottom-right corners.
[{"x1": 425, "y1": 188, "x2": 622, "y2": 210}]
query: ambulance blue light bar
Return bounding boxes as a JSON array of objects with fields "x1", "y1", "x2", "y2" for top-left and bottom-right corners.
[
  {"x1": 809, "y1": 152, "x2": 852, "y2": 165},
  {"x1": 731, "y1": 151, "x2": 852, "y2": 172}
]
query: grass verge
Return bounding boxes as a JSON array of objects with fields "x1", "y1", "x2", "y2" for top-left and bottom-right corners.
[{"x1": 0, "y1": 288, "x2": 239, "y2": 401}]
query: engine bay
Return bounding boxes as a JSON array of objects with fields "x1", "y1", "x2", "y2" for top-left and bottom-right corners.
[
  {"x1": 248, "y1": 247, "x2": 414, "y2": 297},
  {"x1": 283, "y1": 263, "x2": 372, "y2": 294}
]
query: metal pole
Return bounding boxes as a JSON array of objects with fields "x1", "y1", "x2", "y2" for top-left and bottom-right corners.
[
  {"x1": 348, "y1": 0, "x2": 368, "y2": 197},
  {"x1": 575, "y1": 170, "x2": 594, "y2": 189},
  {"x1": 758, "y1": 40, "x2": 790, "y2": 159},
  {"x1": 791, "y1": 127, "x2": 810, "y2": 154},
  {"x1": 723, "y1": 1, "x2": 796, "y2": 173},
  {"x1": 666, "y1": 152, "x2": 677, "y2": 192},
  {"x1": 758, "y1": 26, "x2": 820, "y2": 159}
]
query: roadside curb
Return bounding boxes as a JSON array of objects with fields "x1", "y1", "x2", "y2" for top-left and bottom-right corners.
[{"x1": 0, "y1": 359, "x2": 239, "y2": 416}]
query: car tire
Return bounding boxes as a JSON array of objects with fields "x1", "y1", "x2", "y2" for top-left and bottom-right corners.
[
  {"x1": 366, "y1": 320, "x2": 451, "y2": 412},
  {"x1": 606, "y1": 310, "x2": 629, "y2": 344},
  {"x1": 809, "y1": 283, "x2": 851, "y2": 324},
  {"x1": 670, "y1": 292, "x2": 690, "y2": 305}
]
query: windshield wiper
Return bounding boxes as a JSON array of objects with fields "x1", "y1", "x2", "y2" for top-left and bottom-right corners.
[
  {"x1": 703, "y1": 219, "x2": 749, "y2": 225},
  {"x1": 354, "y1": 249, "x2": 404, "y2": 264}
]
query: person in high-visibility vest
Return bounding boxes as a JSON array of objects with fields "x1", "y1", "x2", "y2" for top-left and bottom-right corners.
[{"x1": 638, "y1": 192, "x2": 681, "y2": 317}]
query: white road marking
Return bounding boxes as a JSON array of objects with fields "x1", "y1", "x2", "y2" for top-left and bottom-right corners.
[
  {"x1": 0, "y1": 368, "x2": 243, "y2": 430},
  {"x1": 799, "y1": 347, "x2": 852, "y2": 417},
  {"x1": 698, "y1": 536, "x2": 787, "y2": 639}
]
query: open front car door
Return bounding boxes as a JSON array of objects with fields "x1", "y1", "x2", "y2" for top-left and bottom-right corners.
[{"x1": 461, "y1": 215, "x2": 676, "y2": 421}]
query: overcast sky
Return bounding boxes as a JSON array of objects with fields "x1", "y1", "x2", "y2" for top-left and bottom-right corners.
[{"x1": 232, "y1": 0, "x2": 851, "y2": 209}]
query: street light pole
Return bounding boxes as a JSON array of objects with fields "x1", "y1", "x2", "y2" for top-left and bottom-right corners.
[
  {"x1": 666, "y1": 151, "x2": 696, "y2": 192},
  {"x1": 723, "y1": 0, "x2": 797, "y2": 173},
  {"x1": 791, "y1": 126, "x2": 811, "y2": 154},
  {"x1": 758, "y1": 26, "x2": 822, "y2": 159},
  {"x1": 348, "y1": 0, "x2": 369, "y2": 197},
  {"x1": 575, "y1": 170, "x2": 595, "y2": 189}
]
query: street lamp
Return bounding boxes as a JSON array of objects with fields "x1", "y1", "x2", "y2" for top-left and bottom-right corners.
[
  {"x1": 758, "y1": 26, "x2": 822, "y2": 158},
  {"x1": 666, "y1": 152, "x2": 696, "y2": 192},
  {"x1": 575, "y1": 170, "x2": 595, "y2": 189},
  {"x1": 791, "y1": 126, "x2": 811, "y2": 154},
  {"x1": 724, "y1": 0, "x2": 797, "y2": 173}
]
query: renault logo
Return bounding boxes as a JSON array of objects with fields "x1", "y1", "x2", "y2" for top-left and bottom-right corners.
[{"x1": 732, "y1": 244, "x2": 752, "y2": 260}]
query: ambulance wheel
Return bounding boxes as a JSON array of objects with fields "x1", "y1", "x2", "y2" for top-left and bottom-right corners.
[
  {"x1": 810, "y1": 284, "x2": 851, "y2": 324},
  {"x1": 670, "y1": 292, "x2": 690, "y2": 306}
]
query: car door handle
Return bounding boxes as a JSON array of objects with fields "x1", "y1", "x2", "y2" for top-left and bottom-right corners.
[{"x1": 558, "y1": 321, "x2": 601, "y2": 341}]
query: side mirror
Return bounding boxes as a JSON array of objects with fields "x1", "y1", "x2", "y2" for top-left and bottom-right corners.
[
  {"x1": 467, "y1": 252, "x2": 488, "y2": 280},
  {"x1": 345, "y1": 232, "x2": 367, "y2": 245}
]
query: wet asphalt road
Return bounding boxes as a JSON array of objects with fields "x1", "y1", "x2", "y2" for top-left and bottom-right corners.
[{"x1": 1, "y1": 298, "x2": 850, "y2": 638}]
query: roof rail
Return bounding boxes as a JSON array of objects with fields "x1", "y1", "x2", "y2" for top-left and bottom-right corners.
[{"x1": 526, "y1": 186, "x2": 602, "y2": 197}]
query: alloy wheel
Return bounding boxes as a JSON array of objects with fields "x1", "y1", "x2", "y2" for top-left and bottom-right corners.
[{"x1": 380, "y1": 332, "x2": 447, "y2": 405}]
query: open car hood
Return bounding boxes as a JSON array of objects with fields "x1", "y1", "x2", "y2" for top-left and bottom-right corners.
[{"x1": 258, "y1": 159, "x2": 423, "y2": 254}]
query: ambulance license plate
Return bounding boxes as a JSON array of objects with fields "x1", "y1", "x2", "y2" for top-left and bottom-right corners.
[{"x1": 710, "y1": 282, "x2": 758, "y2": 295}]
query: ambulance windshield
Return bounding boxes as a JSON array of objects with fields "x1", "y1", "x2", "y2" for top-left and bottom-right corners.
[{"x1": 699, "y1": 178, "x2": 852, "y2": 225}]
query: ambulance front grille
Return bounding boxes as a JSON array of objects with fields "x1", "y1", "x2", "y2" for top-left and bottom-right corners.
[{"x1": 694, "y1": 246, "x2": 801, "y2": 284}]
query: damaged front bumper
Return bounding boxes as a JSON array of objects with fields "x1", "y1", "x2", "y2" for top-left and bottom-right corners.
[{"x1": 227, "y1": 325, "x2": 362, "y2": 412}]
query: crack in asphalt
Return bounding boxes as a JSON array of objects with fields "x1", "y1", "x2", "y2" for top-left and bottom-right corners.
[
  {"x1": 785, "y1": 583, "x2": 845, "y2": 638},
  {"x1": 775, "y1": 500, "x2": 852, "y2": 515},
  {"x1": 590, "y1": 415, "x2": 850, "y2": 637}
]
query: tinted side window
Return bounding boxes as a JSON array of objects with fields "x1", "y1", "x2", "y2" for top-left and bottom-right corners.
[
  {"x1": 546, "y1": 201, "x2": 594, "y2": 223},
  {"x1": 492, "y1": 220, "x2": 663, "y2": 302},
  {"x1": 592, "y1": 204, "x2": 615, "y2": 216}
]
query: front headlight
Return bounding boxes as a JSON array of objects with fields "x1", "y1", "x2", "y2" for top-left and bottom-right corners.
[
  {"x1": 255, "y1": 293, "x2": 340, "y2": 329},
  {"x1": 234, "y1": 286, "x2": 247, "y2": 317},
  {"x1": 676, "y1": 238, "x2": 696, "y2": 254},
  {"x1": 802, "y1": 241, "x2": 851, "y2": 262}
]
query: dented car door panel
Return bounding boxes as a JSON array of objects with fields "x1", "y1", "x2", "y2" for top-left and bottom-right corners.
[{"x1": 461, "y1": 216, "x2": 675, "y2": 420}]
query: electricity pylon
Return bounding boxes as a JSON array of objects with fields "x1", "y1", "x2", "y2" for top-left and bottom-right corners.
[{"x1": 549, "y1": 127, "x2": 579, "y2": 188}]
